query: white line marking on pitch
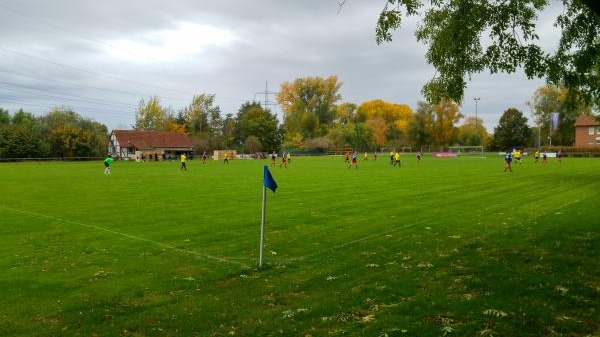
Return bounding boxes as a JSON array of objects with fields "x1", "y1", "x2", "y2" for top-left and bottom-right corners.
[{"x1": 1, "y1": 206, "x2": 251, "y2": 268}]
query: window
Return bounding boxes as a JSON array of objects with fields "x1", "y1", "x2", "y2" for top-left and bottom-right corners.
[{"x1": 589, "y1": 127, "x2": 596, "y2": 135}]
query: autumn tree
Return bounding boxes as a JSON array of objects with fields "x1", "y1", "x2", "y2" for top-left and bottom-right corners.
[
  {"x1": 428, "y1": 100, "x2": 463, "y2": 147},
  {"x1": 528, "y1": 85, "x2": 592, "y2": 146},
  {"x1": 374, "y1": 0, "x2": 600, "y2": 108},
  {"x1": 135, "y1": 96, "x2": 167, "y2": 131},
  {"x1": 333, "y1": 102, "x2": 357, "y2": 125},
  {"x1": 277, "y1": 76, "x2": 342, "y2": 140},
  {"x1": 181, "y1": 93, "x2": 221, "y2": 135},
  {"x1": 221, "y1": 114, "x2": 236, "y2": 149},
  {"x1": 491, "y1": 108, "x2": 531, "y2": 150},
  {"x1": 457, "y1": 116, "x2": 489, "y2": 147},
  {"x1": 356, "y1": 99, "x2": 414, "y2": 146},
  {"x1": 42, "y1": 108, "x2": 107, "y2": 157}
]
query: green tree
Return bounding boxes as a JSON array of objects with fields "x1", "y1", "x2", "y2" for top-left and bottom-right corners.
[
  {"x1": 0, "y1": 108, "x2": 10, "y2": 125},
  {"x1": 375, "y1": 0, "x2": 600, "y2": 107},
  {"x1": 0, "y1": 109, "x2": 48, "y2": 158},
  {"x1": 491, "y1": 108, "x2": 531, "y2": 150},
  {"x1": 341, "y1": 122, "x2": 374, "y2": 150},
  {"x1": 135, "y1": 96, "x2": 167, "y2": 131},
  {"x1": 235, "y1": 102, "x2": 283, "y2": 151},
  {"x1": 407, "y1": 102, "x2": 434, "y2": 148}
]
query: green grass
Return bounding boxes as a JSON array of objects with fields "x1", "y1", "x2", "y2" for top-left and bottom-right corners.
[{"x1": 0, "y1": 155, "x2": 598, "y2": 336}]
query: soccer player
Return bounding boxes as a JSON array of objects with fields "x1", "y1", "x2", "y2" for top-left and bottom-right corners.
[
  {"x1": 180, "y1": 153, "x2": 187, "y2": 171},
  {"x1": 363, "y1": 152, "x2": 368, "y2": 161},
  {"x1": 344, "y1": 151, "x2": 350, "y2": 164},
  {"x1": 271, "y1": 150, "x2": 277, "y2": 167},
  {"x1": 280, "y1": 151, "x2": 287, "y2": 168},
  {"x1": 504, "y1": 151, "x2": 513, "y2": 172},
  {"x1": 534, "y1": 149, "x2": 540, "y2": 163},
  {"x1": 372, "y1": 152, "x2": 377, "y2": 161},
  {"x1": 514, "y1": 149, "x2": 522, "y2": 164},
  {"x1": 542, "y1": 149, "x2": 548, "y2": 164},
  {"x1": 202, "y1": 151, "x2": 208, "y2": 164},
  {"x1": 224, "y1": 153, "x2": 229, "y2": 164},
  {"x1": 393, "y1": 151, "x2": 401, "y2": 167},
  {"x1": 103, "y1": 155, "x2": 113, "y2": 175},
  {"x1": 557, "y1": 149, "x2": 563, "y2": 163},
  {"x1": 416, "y1": 151, "x2": 422, "y2": 163},
  {"x1": 348, "y1": 151, "x2": 358, "y2": 169},
  {"x1": 286, "y1": 151, "x2": 291, "y2": 164}
]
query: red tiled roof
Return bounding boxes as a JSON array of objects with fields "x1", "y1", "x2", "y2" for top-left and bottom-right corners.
[
  {"x1": 574, "y1": 115, "x2": 599, "y2": 127},
  {"x1": 112, "y1": 130, "x2": 193, "y2": 150}
]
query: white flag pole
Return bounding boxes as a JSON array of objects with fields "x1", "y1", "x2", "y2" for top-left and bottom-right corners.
[{"x1": 259, "y1": 185, "x2": 267, "y2": 268}]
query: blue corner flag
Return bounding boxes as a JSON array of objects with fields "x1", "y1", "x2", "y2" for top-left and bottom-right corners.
[{"x1": 263, "y1": 165, "x2": 277, "y2": 192}]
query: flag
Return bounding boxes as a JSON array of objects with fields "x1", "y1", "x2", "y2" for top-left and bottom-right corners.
[
  {"x1": 263, "y1": 165, "x2": 277, "y2": 192},
  {"x1": 551, "y1": 112, "x2": 559, "y2": 130}
]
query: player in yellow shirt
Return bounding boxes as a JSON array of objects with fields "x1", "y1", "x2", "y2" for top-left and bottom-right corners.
[
  {"x1": 180, "y1": 153, "x2": 187, "y2": 171},
  {"x1": 514, "y1": 149, "x2": 522, "y2": 164},
  {"x1": 393, "y1": 152, "x2": 401, "y2": 167}
]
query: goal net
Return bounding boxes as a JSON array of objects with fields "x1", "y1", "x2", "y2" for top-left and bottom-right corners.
[{"x1": 449, "y1": 146, "x2": 485, "y2": 158}]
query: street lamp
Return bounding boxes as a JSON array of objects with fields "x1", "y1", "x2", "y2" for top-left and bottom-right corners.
[{"x1": 474, "y1": 98, "x2": 480, "y2": 143}]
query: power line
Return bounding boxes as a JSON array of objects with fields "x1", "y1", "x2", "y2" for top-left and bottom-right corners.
[
  {"x1": 0, "y1": 81, "x2": 137, "y2": 110},
  {"x1": 0, "y1": 98, "x2": 133, "y2": 115},
  {"x1": 0, "y1": 68, "x2": 182, "y2": 101},
  {"x1": 0, "y1": 3, "x2": 173, "y2": 66},
  {"x1": 0, "y1": 46, "x2": 192, "y2": 97}
]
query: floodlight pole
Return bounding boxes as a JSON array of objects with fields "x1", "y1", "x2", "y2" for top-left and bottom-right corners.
[{"x1": 474, "y1": 98, "x2": 480, "y2": 143}]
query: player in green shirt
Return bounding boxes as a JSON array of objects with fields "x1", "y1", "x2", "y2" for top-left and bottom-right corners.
[{"x1": 103, "y1": 155, "x2": 114, "y2": 175}]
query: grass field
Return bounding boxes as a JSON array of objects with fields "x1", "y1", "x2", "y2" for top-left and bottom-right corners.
[{"x1": 0, "y1": 154, "x2": 598, "y2": 336}]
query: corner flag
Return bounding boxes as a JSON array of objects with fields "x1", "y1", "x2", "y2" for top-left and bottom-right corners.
[
  {"x1": 259, "y1": 165, "x2": 278, "y2": 268},
  {"x1": 263, "y1": 165, "x2": 277, "y2": 192}
]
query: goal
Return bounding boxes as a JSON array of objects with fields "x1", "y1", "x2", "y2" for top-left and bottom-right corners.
[{"x1": 449, "y1": 146, "x2": 485, "y2": 158}]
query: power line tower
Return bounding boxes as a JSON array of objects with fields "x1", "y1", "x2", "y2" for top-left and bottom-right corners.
[{"x1": 254, "y1": 81, "x2": 278, "y2": 113}]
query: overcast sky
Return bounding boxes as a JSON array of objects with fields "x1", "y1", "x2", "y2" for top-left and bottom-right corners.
[{"x1": 0, "y1": 1, "x2": 562, "y2": 131}]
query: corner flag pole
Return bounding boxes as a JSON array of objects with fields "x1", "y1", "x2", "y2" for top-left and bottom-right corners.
[
  {"x1": 259, "y1": 165, "x2": 278, "y2": 269},
  {"x1": 259, "y1": 184, "x2": 267, "y2": 268}
]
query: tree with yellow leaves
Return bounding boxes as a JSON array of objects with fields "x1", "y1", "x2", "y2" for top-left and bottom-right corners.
[
  {"x1": 356, "y1": 99, "x2": 414, "y2": 147},
  {"x1": 431, "y1": 100, "x2": 463, "y2": 146},
  {"x1": 277, "y1": 76, "x2": 342, "y2": 140}
]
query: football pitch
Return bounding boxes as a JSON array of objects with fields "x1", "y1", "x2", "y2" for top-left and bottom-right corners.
[{"x1": 1, "y1": 155, "x2": 598, "y2": 336}]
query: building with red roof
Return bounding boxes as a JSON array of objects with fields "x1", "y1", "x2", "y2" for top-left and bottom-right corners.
[{"x1": 108, "y1": 130, "x2": 193, "y2": 160}]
